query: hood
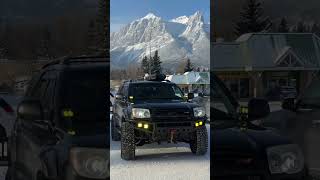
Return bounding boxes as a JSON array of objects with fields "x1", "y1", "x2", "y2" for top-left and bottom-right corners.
[
  {"x1": 133, "y1": 99, "x2": 200, "y2": 110},
  {"x1": 213, "y1": 127, "x2": 292, "y2": 152}
]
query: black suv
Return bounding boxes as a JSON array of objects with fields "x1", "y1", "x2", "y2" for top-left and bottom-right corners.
[
  {"x1": 0, "y1": 56, "x2": 109, "y2": 180},
  {"x1": 111, "y1": 74, "x2": 208, "y2": 160},
  {"x1": 212, "y1": 73, "x2": 308, "y2": 179}
]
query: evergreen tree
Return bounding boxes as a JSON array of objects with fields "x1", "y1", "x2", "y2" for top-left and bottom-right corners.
[
  {"x1": 0, "y1": 23, "x2": 10, "y2": 59},
  {"x1": 37, "y1": 26, "x2": 52, "y2": 60},
  {"x1": 86, "y1": 20, "x2": 99, "y2": 54},
  {"x1": 96, "y1": 0, "x2": 108, "y2": 56},
  {"x1": 150, "y1": 50, "x2": 162, "y2": 75},
  {"x1": 278, "y1": 18, "x2": 289, "y2": 33},
  {"x1": 184, "y1": 58, "x2": 193, "y2": 72},
  {"x1": 0, "y1": 36, "x2": 7, "y2": 59},
  {"x1": 141, "y1": 56, "x2": 150, "y2": 74},
  {"x1": 234, "y1": 0, "x2": 272, "y2": 36}
]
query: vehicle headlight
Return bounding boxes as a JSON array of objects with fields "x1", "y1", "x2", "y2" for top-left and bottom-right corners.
[
  {"x1": 193, "y1": 107, "x2": 205, "y2": 117},
  {"x1": 266, "y1": 144, "x2": 304, "y2": 174},
  {"x1": 70, "y1": 147, "x2": 109, "y2": 179},
  {"x1": 132, "y1": 108, "x2": 150, "y2": 119}
]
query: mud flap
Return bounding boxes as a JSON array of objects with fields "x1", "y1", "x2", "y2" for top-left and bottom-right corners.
[{"x1": 0, "y1": 125, "x2": 8, "y2": 166}]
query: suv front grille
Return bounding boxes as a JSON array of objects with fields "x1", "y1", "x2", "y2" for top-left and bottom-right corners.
[
  {"x1": 157, "y1": 122, "x2": 192, "y2": 127},
  {"x1": 151, "y1": 108, "x2": 192, "y2": 121}
]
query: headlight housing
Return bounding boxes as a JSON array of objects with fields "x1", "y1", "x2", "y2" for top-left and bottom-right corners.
[
  {"x1": 132, "y1": 108, "x2": 150, "y2": 119},
  {"x1": 267, "y1": 144, "x2": 304, "y2": 174},
  {"x1": 193, "y1": 107, "x2": 206, "y2": 117},
  {"x1": 70, "y1": 147, "x2": 109, "y2": 179}
]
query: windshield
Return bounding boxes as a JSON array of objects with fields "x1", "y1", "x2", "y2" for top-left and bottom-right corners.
[
  {"x1": 129, "y1": 83, "x2": 184, "y2": 100},
  {"x1": 61, "y1": 69, "x2": 106, "y2": 119},
  {"x1": 212, "y1": 74, "x2": 238, "y2": 120}
]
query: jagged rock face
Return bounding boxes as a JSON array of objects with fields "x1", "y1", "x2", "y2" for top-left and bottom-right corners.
[{"x1": 111, "y1": 11, "x2": 210, "y2": 71}]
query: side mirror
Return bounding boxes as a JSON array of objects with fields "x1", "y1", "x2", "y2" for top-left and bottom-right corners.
[
  {"x1": 115, "y1": 94, "x2": 123, "y2": 100},
  {"x1": 248, "y1": 98, "x2": 270, "y2": 120},
  {"x1": 188, "y1": 93, "x2": 194, "y2": 100},
  {"x1": 17, "y1": 98, "x2": 43, "y2": 121},
  {"x1": 282, "y1": 98, "x2": 295, "y2": 111}
]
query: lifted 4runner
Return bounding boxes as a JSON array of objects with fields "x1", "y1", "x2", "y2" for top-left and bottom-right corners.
[
  {"x1": 112, "y1": 74, "x2": 208, "y2": 160},
  {"x1": 212, "y1": 73, "x2": 309, "y2": 180},
  {"x1": 0, "y1": 56, "x2": 109, "y2": 180}
]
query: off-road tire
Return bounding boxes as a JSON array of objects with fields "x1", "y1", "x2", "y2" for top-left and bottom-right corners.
[
  {"x1": 190, "y1": 126, "x2": 208, "y2": 155},
  {"x1": 121, "y1": 122, "x2": 135, "y2": 160},
  {"x1": 111, "y1": 116, "x2": 120, "y2": 141}
]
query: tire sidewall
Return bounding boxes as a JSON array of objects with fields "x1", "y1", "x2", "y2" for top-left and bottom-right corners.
[{"x1": 120, "y1": 122, "x2": 136, "y2": 160}]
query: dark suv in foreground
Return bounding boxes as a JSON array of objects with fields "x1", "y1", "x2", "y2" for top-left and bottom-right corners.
[
  {"x1": 0, "y1": 56, "x2": 109, "y2": 180},
  {"x1": 212, "y1": 73, "x2": 308, "y2": 180},
  {"x1": 111, "y1": 74, "x2": 208, "y2": 160}
]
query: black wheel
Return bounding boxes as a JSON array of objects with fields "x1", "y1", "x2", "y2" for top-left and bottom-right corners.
[
  {"x1": 121, "y1": 122, "x2": 135, "y2": 160},
  {"x1": 190, "y1": 126, "x2": 208, "y2": 155},
  {"x1": 111, "y1": 116, "x2": 120, "y2": 141}
]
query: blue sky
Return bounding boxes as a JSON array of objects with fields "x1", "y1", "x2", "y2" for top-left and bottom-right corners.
[{"x1": 111, "y1": 0, "x2": 210, "y2": 32}]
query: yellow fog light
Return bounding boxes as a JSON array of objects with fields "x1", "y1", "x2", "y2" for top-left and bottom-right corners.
[
  {"x1": 137, "y1": 123, "x2": 143, "y2": 128},
  {"x1": 63, "y1": 109, "x2": 74, "y2": 117},
  {"x1": 199, "y1": 121, "x2": 203, "y2": 126},
  {"x1": 143, "y1": 124, "x2": 149, "y2": 129},
  {"x1": 195, "y1": 122, "x2": 199, "y2": 127},
  {"x1": 68, "y1": 130, "x2": 76, "y2": 135}
]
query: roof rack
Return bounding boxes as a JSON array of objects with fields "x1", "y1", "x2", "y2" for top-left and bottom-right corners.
[{"x1": 41, "y1": 55, "x2": 108, "y2": 69}]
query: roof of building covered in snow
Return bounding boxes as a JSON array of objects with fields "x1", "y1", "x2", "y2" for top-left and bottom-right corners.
[
  {"x1": 166, "y1": 71, "x2": 210, "y2": 84},
  {"x1": 212, "y1": 33, "x2": 320, "y2": 71}
]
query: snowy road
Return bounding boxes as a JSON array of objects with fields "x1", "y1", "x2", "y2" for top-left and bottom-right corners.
[{"x1": 110, "y1": 124, "x2": 210, "y2": 180}]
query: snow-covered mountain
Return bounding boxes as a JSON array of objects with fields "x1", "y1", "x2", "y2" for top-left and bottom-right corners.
[{"x1": 110, "y1": 11, "x2": 210, "y2": 70}]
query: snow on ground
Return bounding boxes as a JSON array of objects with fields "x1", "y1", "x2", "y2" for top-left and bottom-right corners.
[{"x1": 110, "y1": 121, "x2": 210, "y2": 180}]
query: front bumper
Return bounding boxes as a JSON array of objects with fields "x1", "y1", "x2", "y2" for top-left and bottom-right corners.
[{"x1": 130, "y1": 117, "x2": 207, "y2": 142}]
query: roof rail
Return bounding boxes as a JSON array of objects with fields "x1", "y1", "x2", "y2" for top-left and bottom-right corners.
[{"x1": 41, "y1": 55, "x2": 108, "y2": 69}]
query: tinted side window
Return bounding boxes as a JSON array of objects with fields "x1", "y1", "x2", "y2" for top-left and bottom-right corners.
[
  {"x1": 118, "y1": 85, "x2": 124, "y2": 95},
  {"x1": 43, "y1": 79, "x2": 56, "y2": 109},
  {"x1": 25, "y1": 73, "x2": 40, "y2": 97},
  {"x1": 123, "y1": 84, "x2": 129, "y2": 97},
  {"x1": 31, "y1": 77, "x2": 49, "y2": 100}
]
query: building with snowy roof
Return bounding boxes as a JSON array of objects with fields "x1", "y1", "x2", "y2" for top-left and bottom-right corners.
[
  {"x1": 212, "y1": 33, "x2": 320, "y2": 99},
  {"x1": 166, "y1": 71, "x2": 210, "y2": 94}
]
